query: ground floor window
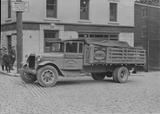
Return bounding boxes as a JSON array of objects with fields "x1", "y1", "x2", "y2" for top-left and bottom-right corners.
[
  {"x1": 78, "y1": 32, "x2": 119, "y2": 40},
  {"x1": 44, "y1": 30, "x2": 59, "y2": 52}
]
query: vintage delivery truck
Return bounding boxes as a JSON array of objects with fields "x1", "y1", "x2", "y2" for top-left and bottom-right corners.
[{"x1": 20, "y1": 38, "x2": 146, "y2": 87}]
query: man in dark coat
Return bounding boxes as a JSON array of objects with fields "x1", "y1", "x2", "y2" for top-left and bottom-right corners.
[
  {"x1": 10, "y1": 46, "x2": 16, "y2": 70},
  {"x1": 3, "y1": 52, "x2": 12, "y2": 73},
  {"x1": 1, "y1": 47, "x2": 7, "y2": 71}
]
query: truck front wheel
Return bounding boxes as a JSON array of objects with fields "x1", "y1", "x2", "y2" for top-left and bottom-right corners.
[
  {"x1": 37, "y1": 65, "x2": 58, "y2": 87},
  {"x1": 113, "y1": 66, "x2": 129, "y2": 83},
  {"x1": 20, "y1": 71, "x2": 36, "y2": 83},
  {"x1": 91, "y1": 73, "x2": 105, "y2": 81}
]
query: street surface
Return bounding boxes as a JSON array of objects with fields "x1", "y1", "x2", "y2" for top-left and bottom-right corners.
[{"x1": 0, "y1": 72, "x2": 160, "y2": 114}]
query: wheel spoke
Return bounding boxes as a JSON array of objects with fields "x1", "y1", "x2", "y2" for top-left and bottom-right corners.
[{"x1": 41, "y1": 70, "x2": 55, "y2": 84}]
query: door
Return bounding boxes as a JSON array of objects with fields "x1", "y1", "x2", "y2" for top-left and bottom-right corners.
[
  {"x1": 149, "y1": 40, "x2": 160, "y2": 70},
  {"x1": 7, "y1": 35, "x2": 12, "y2": 51},
  {"x1": 63, "y1": 41, "x2": 84, "y2": 70}
]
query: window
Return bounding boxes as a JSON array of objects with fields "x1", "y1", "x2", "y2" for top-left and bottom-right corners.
[
  {"x1": 141, "y1": 7, "x2": 147, "y2": 17},
  {"x1": 44, "y1": 30, "x2": 59, "y2": 52},
  {"x1": 80, "y1": 0, "x2": 89, "y2": 20},
  {"x1": 79, "y1": 32, "x2": 119, "y2": 40},
  {"x1": 46, "y1": 0, "x2": 57, "y2": 18},
  {"x1": 66, "y1": 42, "x2": 78, "y2": 53},
  {"x1": 110, "y1": 3, "x2": 117, "y2": 22},
  {"x1": 65, "y1": 41, "x2": 84, "y2": 53},
  {"x1": 8, "y1": 0, "x2": 11, "y2": 18},
  {"x1": 141, "y1": 28, "x2": 146, "y2": 38}
]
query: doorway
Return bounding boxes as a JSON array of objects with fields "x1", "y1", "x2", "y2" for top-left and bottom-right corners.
[{"x1": 7, "y1": 35, "x2": 12, "y2": 52}]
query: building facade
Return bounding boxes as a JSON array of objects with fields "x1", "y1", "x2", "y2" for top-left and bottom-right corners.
[
  {"x1": 135, "y1": 0, "x2": 160, "y2": 70},
  {"x1": 1, "y1": 0, "x2": 134, "y2": 62}
]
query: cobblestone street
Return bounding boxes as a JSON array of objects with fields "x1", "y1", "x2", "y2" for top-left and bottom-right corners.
[{"x1": 0, "y1": 72, "x2": 160, "y2": 114}]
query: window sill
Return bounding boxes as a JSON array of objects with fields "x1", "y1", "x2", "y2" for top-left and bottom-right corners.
[
  {"x1": 5, "y1": 18, "x2": 12, "y2": 22},
  {"x1": 44, "y1": 18, "x2": 61, "y2": 22},
  {"x1": 108, "y1": 21, "x2": 119, "y2": 26},
  {"x1": 78, "y1": 20, "x2": 92, "y2": 24}
]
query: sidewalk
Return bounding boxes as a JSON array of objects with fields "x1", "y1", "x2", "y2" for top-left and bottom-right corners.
[{"x1": 0, "y1": 66, "x2": 20, "y2": 77}]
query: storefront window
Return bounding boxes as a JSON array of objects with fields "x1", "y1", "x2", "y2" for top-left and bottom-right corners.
[
  {"x1": 44, "y1": 30, "x2": 59, "y2": 52},
  {"x1": 79, "y1": 32, "x2": 119, "y2": 40}
]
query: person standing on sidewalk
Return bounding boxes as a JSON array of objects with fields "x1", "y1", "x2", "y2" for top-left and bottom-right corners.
[
  {"x1": 10, "y1": 46, "x2": 16, "y2": 70},
  {"x1": 1, "y1": 47, "x2": 7, "y2": 71}
]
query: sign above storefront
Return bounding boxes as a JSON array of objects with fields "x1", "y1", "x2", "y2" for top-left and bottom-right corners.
[{"x1": 12, "y1": 1, "x2": 29, "y2": 12}]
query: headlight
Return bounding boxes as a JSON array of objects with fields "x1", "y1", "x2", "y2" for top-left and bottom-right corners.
[
  {"x1": 37, "y1": 55, "x2": 41, "y2": 62},
  {"x1": 25, "y1": 54, "x2": 28, "y2": 61}
]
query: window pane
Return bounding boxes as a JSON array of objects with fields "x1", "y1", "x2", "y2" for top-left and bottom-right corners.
[
  {"x1": 66, "y1": 42, "x2": 78, "y2": 53},
  {"x1": 44, "y1": 30, "x2": 60, "y2": 52},
  {"x1": 45, "y1": 42, "x2": 64, "y2": 52},
  {"x1": 110, "y1": 3, "x2": 117, "y2": 22},
  {"x1": 80, "y1": 0, "x2": 89, "y2": 20},
  {"x1": 79, "y1": 43, "x2": 83, "y2": 53},
  {"x1": 46, "y1": 0, "x2": 57, "y2": 18},
  {"x1": 47, "y1": 0, "x2": 56, "y2": 4},
  {"x1": 44, "y1": 30, "x2": 57, "y2": 38},
  {"x1": 8, "y1": 0, "x2": 11, "y2": 18},
  {"x1": 110, "y1": 34, "x2": 118, "y2": 40}
]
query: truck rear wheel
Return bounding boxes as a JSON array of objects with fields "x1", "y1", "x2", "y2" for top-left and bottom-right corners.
[
  {"x1": 20, "y1": 70, "x2": 36, "y2": 83},
  {"x1": 91, "y1": 73, "x2": 105, "y2": 80},
  {"x1": 113, "y1": 66, "x2": 129, "y2": 83},
  {"x1": 37, "y1": 65, "x2": 58, "y2": 87}
]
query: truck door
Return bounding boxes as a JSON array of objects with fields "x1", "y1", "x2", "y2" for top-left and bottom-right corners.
[{"x1": 63, "y1": 41, "x2": 83, "y2": 70}]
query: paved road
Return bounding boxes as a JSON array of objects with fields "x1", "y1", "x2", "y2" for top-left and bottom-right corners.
[{"x1": 0, "y1": 72, "x2": 160, "y2": 114}]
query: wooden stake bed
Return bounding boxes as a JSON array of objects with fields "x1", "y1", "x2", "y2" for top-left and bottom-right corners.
[{"x1": 84, "y1": 40, "x2": 146, "y2": 65}]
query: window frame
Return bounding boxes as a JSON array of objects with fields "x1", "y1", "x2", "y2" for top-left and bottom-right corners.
[
  {"x1": 80, "y1": 0, "x2": 90, "y2": 20},
  {"x1": 64, "y1": 41, "x2": 84, "y2": 53},
  {"x1": 109, "y1": 2, "x2": 118, "y2": 22},
  {"x1": 44, "y1": 30, "x2": 59, "y2": 53},
  {"x1": 46, "y1": 0, "x2": 57, "y2": 18},
  {"x1": 78, "y1": 32, "x2": 119, "y2": 41},
  {"x1": 8, "y1": 0, "x2": 11, "y2": 18}
]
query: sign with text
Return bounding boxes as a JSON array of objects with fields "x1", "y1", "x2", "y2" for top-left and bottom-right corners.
[{"x1": 12, "y1": 1, "x2": 29, "y2": 12}]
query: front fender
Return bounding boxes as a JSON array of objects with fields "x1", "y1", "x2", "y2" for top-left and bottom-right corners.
[
  {"x1": 38, "y1": 61, "x2": 55, "y2": 66},
  {"x1": 37, "y1": 61, "x2": 64, "y2": 76}
]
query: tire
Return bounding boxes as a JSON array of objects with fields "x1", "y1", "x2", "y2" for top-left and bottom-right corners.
[
  {"x1": 91, "y1": 73, "x2": 105, "y2": 81},
  {"x1": 37, "y1": 65, "x2": 58, "y2": 87},
  {"x1": 20, "y1": 70, "x2": 37, "y2": 83},
  {"x1": 113, "y1": 68, "x2": 119, "y2": 82},
  {"x1": 113, "y1": 66, "x2": 129, "y2": 83}
]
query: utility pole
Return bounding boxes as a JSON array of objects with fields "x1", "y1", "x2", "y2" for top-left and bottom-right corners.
[
  {"x1": 16, "y1": 0, "x2": 23, "y2": 72},
  {"x1": 146, "y1": 5, "x2": 149, "y2": 72}
]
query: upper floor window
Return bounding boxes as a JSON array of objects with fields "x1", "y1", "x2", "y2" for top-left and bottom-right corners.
[
  {"x1": 80, "y1": 0, "x2": 89, "y2": 20},
  {"x1": 109, "y1": 3, "x2": 117, "y2": 22},
  {"x1": 46, "y1": 0, "x2": 57, "y2": 18},
  {"x1": 141, "y1": 7, "x2": 147, "y2": 17},
  {"x1": 8, "y1": 0, "x2": 11, "y2": 18}
]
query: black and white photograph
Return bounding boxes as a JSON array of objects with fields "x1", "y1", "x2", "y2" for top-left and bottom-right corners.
[{"x1": 0, "y1": 0, "x2": 160, "y2": 114}]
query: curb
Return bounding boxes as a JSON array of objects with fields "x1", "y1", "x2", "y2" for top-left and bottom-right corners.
[{"x1": 0, "y1": 70, "x2": 20, "y2": 77}]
